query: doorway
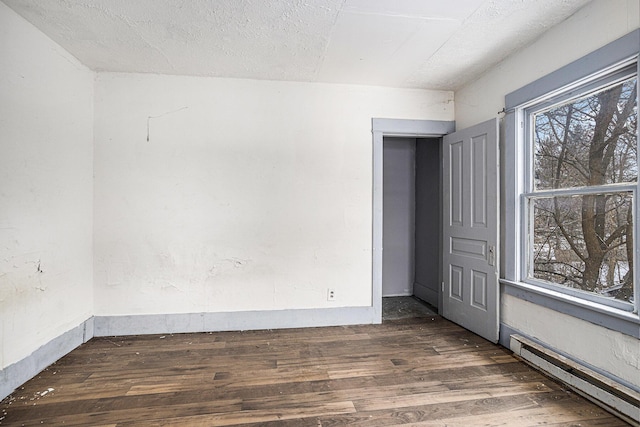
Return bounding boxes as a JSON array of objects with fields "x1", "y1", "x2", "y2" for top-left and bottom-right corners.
[
  {"x1": 372, "y1": 118, "x2": 499, "y2": 343},
  {"x1": 382, "y1": 137, "x2": 441, "y2": 308},
  {"x1": 371, "y1": 118, "x2": 455, "y2": 322}
]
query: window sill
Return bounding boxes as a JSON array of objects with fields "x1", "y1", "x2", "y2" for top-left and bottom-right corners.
[{"x1": 500, "y1": 279, "x2": 639, "y2": 338}]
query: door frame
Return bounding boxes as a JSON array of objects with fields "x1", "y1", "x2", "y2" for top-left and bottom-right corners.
[{"x1": 371, "y1": 118, "x2": 455, "y2": 322}]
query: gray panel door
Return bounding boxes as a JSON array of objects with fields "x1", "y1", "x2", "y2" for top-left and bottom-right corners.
[{"x1": 442, "y1": 118, "x2": 499, "y2": 343}]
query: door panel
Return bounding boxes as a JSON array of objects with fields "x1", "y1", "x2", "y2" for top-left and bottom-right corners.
[
  {"x1": 442, "y1": 119, "x2": 499, "y2": 343},
  {"x1": 472, "y1": 135, "x2": 488, "y2": 226},
  {"x1": 450, "y1": 141, "x2": 464, "y2": 226}
]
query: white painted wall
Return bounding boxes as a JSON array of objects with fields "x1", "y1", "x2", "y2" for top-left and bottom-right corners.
[
  {"x1": 455, "y1": 0, "x2": 640, "y2": 387},
  {"x1": 0, "y1": 3, "x2": 94, "y2": 369},
  {"x1": 93, "y1": 73, "x2": 453, "y2": 316},
  {"x1": 456, "y1": 0, "x2": 640, "y2": 130}
]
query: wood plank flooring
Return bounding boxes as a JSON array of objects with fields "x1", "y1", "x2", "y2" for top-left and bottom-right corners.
[{"x1": 0, "y1": 316, "x2": 629, "y2": 426}]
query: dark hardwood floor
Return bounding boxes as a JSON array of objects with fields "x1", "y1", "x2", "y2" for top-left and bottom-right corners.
[{"x1": 0, "y1": 315, "x2": 628, "y2": 426}]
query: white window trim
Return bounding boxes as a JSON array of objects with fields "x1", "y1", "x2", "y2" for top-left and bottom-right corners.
[{"x1": 502, "y1": 29, "x2": 640, "y2": 337}]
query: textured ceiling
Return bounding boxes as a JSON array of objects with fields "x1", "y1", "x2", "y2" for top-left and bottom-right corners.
[{"x1": 2, "y1": 0, "x2": 592, "y2": 90}]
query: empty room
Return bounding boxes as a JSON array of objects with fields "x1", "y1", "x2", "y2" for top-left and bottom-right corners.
[{"x1": 1, "y1": 0, "x2": 638, "y2": 425}]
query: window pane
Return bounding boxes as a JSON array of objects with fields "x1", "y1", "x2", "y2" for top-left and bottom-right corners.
[
  {"x1": 534, "y1": 77, "x2": 637, "y2": 190},
  {"x1": 530, "y1": 193, "x2": 634, "y2": 303}
]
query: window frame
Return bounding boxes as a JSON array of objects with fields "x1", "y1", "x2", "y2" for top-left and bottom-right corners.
[
  {"x1": 503, "y1": 29, "x2": 640, "y2": 337},
  {"x1": 522, "y1": 68, "x2": 637, "y2": 311}
]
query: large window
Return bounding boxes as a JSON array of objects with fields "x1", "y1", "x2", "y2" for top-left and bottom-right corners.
[
  {"x1": 523, "y1": 67, "x2": 637, "y2": 310},
  {"x1": 504, "y1": 30, "x2": 640, "y2": 332}
]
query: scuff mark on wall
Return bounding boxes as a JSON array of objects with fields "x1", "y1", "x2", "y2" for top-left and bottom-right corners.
[
  {"x1": 225, "y1": 257, "x2": 247, "y2": 268},
  {"x1": 146, "y1": 106, "x2": 188, "y2": 142},
  {"x1": 612, "y1": 339, "x2": 640, "y2": 370},
  {"x1": 207, "y1": 257, "x2": 251, "y2": 277},
  {"x1": 35, "y1": 259, "x2": 46, "y2": 291},
  {"x1": 106, "y1": 262, "x2": 125, "y2": 286},
  {"x1": 161, "y1": 282, "x2": 184, "y2": 292}
]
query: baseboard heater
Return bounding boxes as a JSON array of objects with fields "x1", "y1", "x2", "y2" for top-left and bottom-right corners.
[{"x1": 509, "y1": 334, "x2": 640, "y2": 426}]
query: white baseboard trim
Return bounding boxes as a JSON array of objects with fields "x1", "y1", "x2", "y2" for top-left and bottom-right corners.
[
  {"x1": 94, "y1": 306, "x2": 379, "y2": 336},
  {"x1": 0, "y1": 318, "x2": 94, "y2": 401}
]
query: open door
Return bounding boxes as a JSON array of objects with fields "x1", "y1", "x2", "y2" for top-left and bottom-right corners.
[{"x1": 442, "y1": 118, "x2": 499, "y2": 342}]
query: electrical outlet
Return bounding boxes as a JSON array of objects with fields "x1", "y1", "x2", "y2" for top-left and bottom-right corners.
[{"x1": 327, "y1": 289, "x2": 336, "y2": 301}]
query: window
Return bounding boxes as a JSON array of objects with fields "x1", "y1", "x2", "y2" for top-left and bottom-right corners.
[
  {"x1": 503, "y1": 30, "x2": 640, "y2": 334},
  {"x1": 523, "y1": 68, "x2": 637, "y2": 311}
]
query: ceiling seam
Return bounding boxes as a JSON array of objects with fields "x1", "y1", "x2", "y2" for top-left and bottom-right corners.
[{"x1": 312, "y1": 0, "x2": 346, "y2": 82}]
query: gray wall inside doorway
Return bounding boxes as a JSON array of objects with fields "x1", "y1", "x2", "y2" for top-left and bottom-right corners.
[
  {"x1": 382, "y1": 137, "x2": 415, "y2": 296},
  {"x1": 414, "y1": 138, "x2": 441, "y2": 307},
  {"x1": 382, "y1": 137, "x2": 441, "y2": 306}
]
